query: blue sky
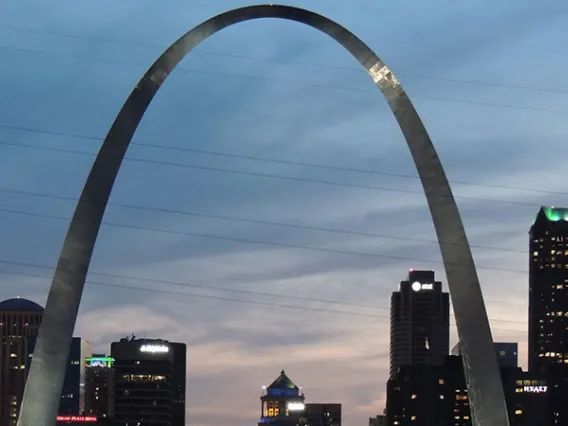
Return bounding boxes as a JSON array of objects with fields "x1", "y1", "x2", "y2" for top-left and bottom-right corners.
[{"x1": 1, "y1": 0, "x2": 568, "y2": 425}]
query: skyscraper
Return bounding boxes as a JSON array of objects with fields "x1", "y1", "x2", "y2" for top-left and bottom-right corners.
[
  {"x1": 389, "y1": 270, "x2": 449, "y2": 378},
  {"x1": 59, "y1": 338, "x2": 92, "y2": 416},
  {"x1": 529, "y1": 206, "x2": 568, "y2": 371},
  {"x1": 0, "y1": 298, "x2": 43, "y2": 426},
  {"x1": 110, "y1": 337, "x2": 186, "y2": 426},
  {"x1": 528, "y1": 206, "x2": 568, "y2": 425},
  {"x1": 84, "y1": 355, "x2": 114, "y2": 419}
]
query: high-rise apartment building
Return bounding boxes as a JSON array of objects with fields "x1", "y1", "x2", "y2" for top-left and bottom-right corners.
[
  {"x1": 0, "y1": 298, "x2": 43, "y2": 426},
  {"x1": 389, "y1": 270, "x2": 450, "y2": 378},
  {"x1": 85, "y1": 355, "x2": 114, "y2": 419},
  {"x1": 59, "y1": 338, "x2": 92, "y2": 416},
  {"x1": 111, "y1": 337, "x2": 186, "y2": 426},
  {"x1": 529, "y1": 206, "x2": 568, "y2": 372}
]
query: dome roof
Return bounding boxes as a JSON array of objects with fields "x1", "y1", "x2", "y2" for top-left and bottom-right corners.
[{"x1": 0, "y1": 298, "x2": 44, "y2": 312}]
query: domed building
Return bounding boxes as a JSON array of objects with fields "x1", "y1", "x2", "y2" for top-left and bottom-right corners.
[
  {"x1": 0, "y1": 297, "x2": 44, "y2": 426},
  {"x1": 259, "y1": 370, "x2": 306, "y2": 426}
]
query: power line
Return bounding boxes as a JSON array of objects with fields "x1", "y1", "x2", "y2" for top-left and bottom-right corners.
[
  {"x1": 0, "y1": 200, "x2": 528, "y2": 274},
  {"x1": 0, "y1": 135, "x2": 556, "y2": 210},
  {"x1": 0, "y1": 189, "x2": 526, "y2": 255},
  {"x1": 0, "y1": 264, "x2": 528, "y2": 331},
  {"x1": 2, "y1": 137, "x2": 566, "y2": 197},
  {"x1": 1, "y1": 43, "x2": 568, "y2": 116},
  {"x1": 1, "y1": 24, "x2": 567, "y2": 96}
]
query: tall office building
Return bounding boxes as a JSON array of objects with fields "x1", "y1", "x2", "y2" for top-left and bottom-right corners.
[
  {"x1": 85, "y1": 355, "x2": 114, "y2": 419},
  {"x1": 529, "y1": 206, "x2": 568, "y2": 372},
  {"x1": 111, "y1": 337, "x2": 186, "y2": 426},
  {"x1": 59, "y1": 338, "x2": 92, "y2": 416},
  {"x1": 389, "y1": 270, "x2": 449, "y2": 378},
  {"x1": 0, "y1": 298, "x2": 43, "y2": 426}
]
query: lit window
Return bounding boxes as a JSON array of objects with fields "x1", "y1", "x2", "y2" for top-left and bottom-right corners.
[
  {"x1": 515, "y1": 410, "x2": 522, "y2": 415},
  {"x1": 411, "y1": 394, "x2": 417, "y2": 399}
]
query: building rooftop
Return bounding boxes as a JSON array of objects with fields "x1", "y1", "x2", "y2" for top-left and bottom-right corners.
[
  {"x1": 0, "y1": 297, "x2": 44, "y2": 312},
  {"x1": 267, "y1": 370, "x2": 299, "y2": 390},
  {"x1": 536, "y1": 206, "x2": 568, "y2": 223}
]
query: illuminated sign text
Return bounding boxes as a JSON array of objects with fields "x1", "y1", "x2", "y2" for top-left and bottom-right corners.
[
  {"x1": 56, "y1": 416, "x2": 97, "y2": 422},
  {"x1": 86, "y1": 356, "x2": 114, "y2": 368},
  {"x1": 411, "y1": 281, "x2": 433, "y2": 292},
  {"x1": 523, "y1": 385, "x2": 547, "y2": 393},
  {"x1": 287, "y1": 402, "x2": 305, "y2": 411},
  {"x1": 140, "y1": 344, "x2": 169, "y2": 353}
]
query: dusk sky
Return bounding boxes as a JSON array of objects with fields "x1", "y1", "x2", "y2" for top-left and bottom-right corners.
[{"x1": 1, "y1": 0, "x2": 568, "y2": 425}]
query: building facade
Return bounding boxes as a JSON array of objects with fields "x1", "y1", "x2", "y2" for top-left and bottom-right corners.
[
  {"x1": 259, "y1": 370, "x2": 305, "y2": 426},
  {"x1": 529, "y1": 206, "x2": 568, "y2": 371},
  {"x1": 451, "y1": 342, "x2": 519, "y2": 369},
  {"x1": 386, "y1": 354, "x2": 550, "y2": 426},
  {"x1": 84, "y1": 355, "x2": 114, "y2": 420},
  {"x1": 389, "y1": 270, "x2": 449, "y2": 378},
  {"x1": 0, "y1": 298, "x2": 43, "y2": 426},
  {"x1": 111, "y1": 337, "x2": 185, "y2": 426},
  {"x1": 304, "y1": 403, "x2": 341, "y2": 426},
  {"x1": 59, "y1": 338, "x2": 92, "y2": 416}
]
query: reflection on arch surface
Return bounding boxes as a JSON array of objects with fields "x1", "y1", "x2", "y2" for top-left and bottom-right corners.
[{"x1": 18, "y1": 5, "x2": 509, "y2": 426}]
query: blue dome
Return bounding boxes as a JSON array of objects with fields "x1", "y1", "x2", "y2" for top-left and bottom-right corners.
[{"x1": 0, "y1": 298, "x2": 44, "y2": 312}]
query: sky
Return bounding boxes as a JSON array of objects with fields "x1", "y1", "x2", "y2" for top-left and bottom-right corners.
[{"x1": 1, "y1": 0, "x2": 568, "y2": 425}]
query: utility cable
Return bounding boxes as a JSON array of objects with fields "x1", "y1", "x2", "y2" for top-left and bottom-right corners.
[
  {"x1": 1, "y1": 136, "x2": 567, "y2": 197},
  {"x1": 0, "y1": 201, "x2": 529, "y2": 274},
  {"x1": 1, "y1": 44, "x2": 568, "y2": 116},
  {"x1": 0, "y1": 136, "x2": 559, "y2": 210},
  {"x1": 0, "y1": 265, "x2": 528, "y2": 331},
  {"x1": 0, "y1": 24, "x2": 566, "y2": 95}
]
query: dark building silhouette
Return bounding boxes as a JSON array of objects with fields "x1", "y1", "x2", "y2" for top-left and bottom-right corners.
[
  {"x1": 369, "y1": 415, "x2": 387, "y2": 426},
  {"x1": 529, "y1": 206, "x2": 568, "y2": 371},
  {"x1": 389, "y1": 270, "x2": 449, "y2": 378},
  {"x1": 452, "y1": 342, "x2": 518, "y2": 369},
  {"x1": 259, "y1": 370, "x2": 305, "y2": 426},
  {"x1": 304, "y1": 403, "x2": 341, "y2": 426},
  {"x1": 0, "y1": 298, "x2": 43, "y2": 426},
  {"x1": 85, "y1": 355, "x2": 114, "y2": 419},
  {"x1": 170, "y1": 343, "x2": 186, "y2": 426},
  {"x1": 386, "y1": 355, "x2": 548, "y2": 426},
  {"x1": 110, "y1": 337, "x2": 186, "y2": 426},
  {"x1": 59, "y1": 338, "x2": 92, "y2": 416}
]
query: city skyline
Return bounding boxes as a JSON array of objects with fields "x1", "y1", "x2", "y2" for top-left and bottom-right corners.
[{"x1": 1, "y1": 0, "x2": 568, "y2": 426}]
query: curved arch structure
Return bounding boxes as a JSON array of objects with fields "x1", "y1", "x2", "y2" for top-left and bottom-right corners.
[{"x1": 18, "y1": 5, "x2": 508, "y2": 426}]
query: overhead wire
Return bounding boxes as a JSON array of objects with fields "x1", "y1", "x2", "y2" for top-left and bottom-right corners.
[
  {"x1": 1, "y1": 135, "x2": 567, "y2": 197},
  {"x1": 0, "y1": 44, "x2": 568, "y2": 115},
  {"x1": 0, "y1": 204, "x2": 528, "y2": 274},
  {"x1": 0, "y1": 262, "x2": 528, "y2": 331},
  {"x1": 1, "y1": 24, "x2": 567, "y2": 96},
  {"x1": 0, "y1": 130, "x2": 562, "y2": 210}
]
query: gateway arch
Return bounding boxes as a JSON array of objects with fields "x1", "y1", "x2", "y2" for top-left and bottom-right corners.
[{"x1": 18, "y1": 5, "x2": 509, "y2": 426}]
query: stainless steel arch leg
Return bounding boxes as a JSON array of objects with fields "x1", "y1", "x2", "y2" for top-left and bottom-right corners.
[{"x1": 18, "y1": 5, "x2": 508, "y2": 426}]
